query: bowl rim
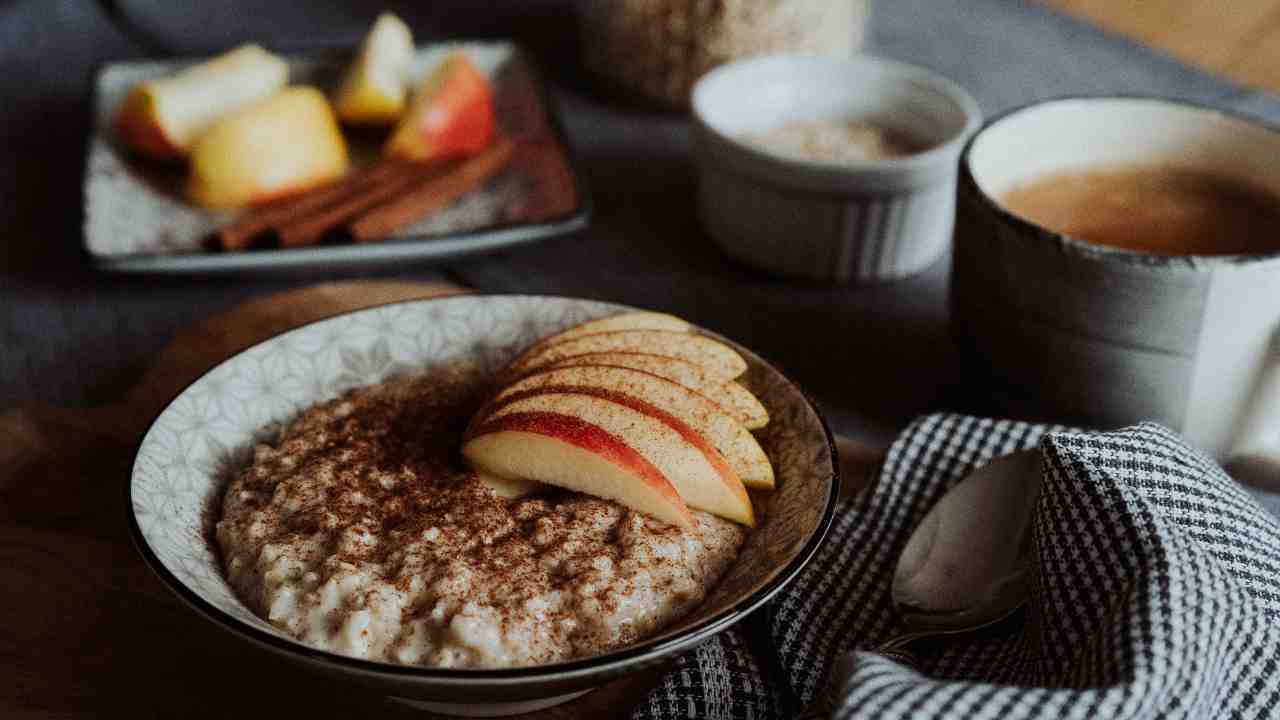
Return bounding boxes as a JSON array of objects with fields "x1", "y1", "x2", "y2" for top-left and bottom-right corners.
[
  {"x1": 959, "y1": 94, "x2": 1280, "y2": 269},
  {"x1": 691, "y1": 52, "x2": 983, "y2": 191},
  {"x1": 125, "y1": 293, "x2": 841, "y2": 686}
]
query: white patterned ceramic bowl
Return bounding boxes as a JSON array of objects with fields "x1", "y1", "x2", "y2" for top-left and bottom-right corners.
[
  {"x1": 692, "y1": 54, "x2": 981, "y2": 283},
  {"x1": 127, "y1": 294, "x2": 838, "y2": 716}
]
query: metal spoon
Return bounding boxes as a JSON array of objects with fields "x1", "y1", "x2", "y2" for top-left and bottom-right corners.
[
  {"x1": 889, "y1": 449, "x2": 1040, "y2": 638},
  {"x1": 801, "y1": 447, "x2": 1041, "y2": 717}
]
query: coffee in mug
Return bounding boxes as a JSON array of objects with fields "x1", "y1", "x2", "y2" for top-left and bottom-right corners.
[{"x1": 999, "y1": 165, "x2": 1280, "y2": 256}]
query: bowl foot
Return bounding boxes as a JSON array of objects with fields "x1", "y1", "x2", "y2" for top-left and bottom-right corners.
[{"x1": 389, "y1": 689, "x2": 592, "y2": 717}]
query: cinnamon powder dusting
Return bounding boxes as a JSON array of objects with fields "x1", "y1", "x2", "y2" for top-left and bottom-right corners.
[{"x1": 215, "y1": 362, "x2": 746, "y2": 668}]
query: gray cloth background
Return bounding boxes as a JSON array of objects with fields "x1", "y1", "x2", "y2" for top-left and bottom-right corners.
[{"x1": 6, "y1": 0, "x2": 1277, "y2": 507}]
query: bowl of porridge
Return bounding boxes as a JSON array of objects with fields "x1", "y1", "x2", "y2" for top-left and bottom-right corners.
[
  {"x1": 127, "y1": 294, "x2": 838, "y2": 716},
  {"x1": 691, "y1": 53, "x2": 981, "y2": 283}
]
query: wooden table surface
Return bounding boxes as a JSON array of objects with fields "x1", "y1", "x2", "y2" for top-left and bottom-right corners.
[
  {"x1": 1047, "y1": 0, "x2": 1280, "y2": 94},
  {"x1": 0, "y1": 282, "x2": 486, "y2": 720}
]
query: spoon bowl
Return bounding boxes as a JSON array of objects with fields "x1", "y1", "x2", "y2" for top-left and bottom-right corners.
[
  {"x1": 892, "y1": 449, "x2": 1041, "y2": 632},
  {"x1": 799, "y1": 446, "x2": 1043, "y2": 719}
]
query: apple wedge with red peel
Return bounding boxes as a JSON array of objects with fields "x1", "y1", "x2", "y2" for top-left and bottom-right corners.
[
  {"x1": 114, "y1": 44, "x2": 288, "y2": 160},
  {"x1": 509, "y1": 312, "x2": 694, "y2": 378},
  {"x1": 385, "y1": 52, "x2": 495, "y2": 161},
  {"x1": 508, "y1": 330, "x2": 748, "y2": 381},
  {"x1": 187, "y1": 87, "x2": 350, "y2": 209},
  {"x1": 333, "y1": 13, "x2": 415, "y2": 126},
  {"x1": 463, "y1": 412, "x2": 695, "y2": 529},
  {"x1": 475, "y1": 470, "x2": 541, "y2": 499},
  {"x1": 544, "y1": 312, "x2": 692, "y2": 344},
  {"x1": 543, "y1": 351, "x2": 769, "y2": 430},
  {"x1": 474, "y1": 391, "x2": 754, "y2": 526},
  {"x1": 484, "y1": 365, "x2": 775, "y2": 490}
]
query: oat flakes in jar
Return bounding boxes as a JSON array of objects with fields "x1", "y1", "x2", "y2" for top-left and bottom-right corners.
[{"x1": 577, "y1": 0, "x2": 869, "y2": 108}]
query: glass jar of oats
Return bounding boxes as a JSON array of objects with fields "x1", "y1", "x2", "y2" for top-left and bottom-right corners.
[{"x1": 578, "y1": 0, "x2": 869, "y2": 109}]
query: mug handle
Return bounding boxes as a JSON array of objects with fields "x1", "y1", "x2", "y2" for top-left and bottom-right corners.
[{"x1": 1226, "y1": 327, "x2": 1280, "y2": 492}]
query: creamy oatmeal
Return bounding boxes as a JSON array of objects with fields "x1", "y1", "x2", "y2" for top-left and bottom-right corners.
[
  {"x1": 742, "y1": 118, "x2": 922, "y2": 164},
  {"x1": 215, "y1": 368, "x2": 747, "y2": 668}
]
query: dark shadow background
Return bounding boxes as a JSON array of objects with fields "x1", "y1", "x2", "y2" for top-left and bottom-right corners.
[{"x1": 2, "y1": 0, "x2": 1278, "y2": 448}]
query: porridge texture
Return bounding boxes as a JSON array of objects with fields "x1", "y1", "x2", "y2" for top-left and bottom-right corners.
[
  {"x1": 215, "y1": 367, "x2": 748, "y2": 668},
  {"x1": 742, "y1": 119, "x2": 922, "y2": 164}
]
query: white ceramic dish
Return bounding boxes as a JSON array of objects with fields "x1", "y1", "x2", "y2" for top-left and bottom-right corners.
[
  {"x1": 126, "y1": 294, "x2": 838, "y2": 716},
  {"x1": 691, "y1": 53, "x2": 981, "y2": 283},
  {"x1": 86, "y1": 42, "x2": 589, "y2": 273},
  {"x1": 953, "y1": 96, "x2": 1280, "y2": 458}
]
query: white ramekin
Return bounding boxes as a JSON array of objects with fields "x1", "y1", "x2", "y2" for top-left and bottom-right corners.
[{"x1": 691, "y1": 54, "x2": 982, "y2": 283}]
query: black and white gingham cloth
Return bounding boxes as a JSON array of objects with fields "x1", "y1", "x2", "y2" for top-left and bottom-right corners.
[{"x1": 634, "y1": 414, "x2": 1280, "y2": 719}]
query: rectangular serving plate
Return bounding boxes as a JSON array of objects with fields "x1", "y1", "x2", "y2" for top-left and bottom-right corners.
[{"x1": 85, "y1": 41, "x2": 590, "y2": 273}]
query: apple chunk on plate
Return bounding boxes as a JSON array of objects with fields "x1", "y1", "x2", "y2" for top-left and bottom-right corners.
[
  {"x1": 333, "y1": 13, "x2": 415, "y2": 126},
  {"x1": 544, "y1": 351, "x2": 769, "y2": 430},
  {"x1": 508, "y1": 330, "x2": 748, "y2": 381},
  {"x1": 467, "y1": 391, "x2": 754, "y2": 526},
  {"x1": 187, "y1": 87, "x2": 349, "y2": 209},
  {"x1": 114, "y1": 44, "x2": 288, "y2": 160},
  {"x1": 486, "y1": 365, "x2": 775, "y2": 490},
  {"x1": 385, "y1": 51, "x2": 495, "y2": 162},
  {"x1": 463, "y1": 411, "x2": 695, "y2": 529}
]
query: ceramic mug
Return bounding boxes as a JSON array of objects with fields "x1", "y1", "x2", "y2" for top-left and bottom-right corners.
[{"x1": 952, "y1": 96, "x2": 1280, "y2": 460}]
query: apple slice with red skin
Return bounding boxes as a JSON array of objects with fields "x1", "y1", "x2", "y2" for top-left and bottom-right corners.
[
  {"x1": 536, "y1": 312, "x2": 692, "y2": 348},
  {"x1": 469, "y1": 390, "x2": 754, "y2": 526},
  {"x1": 482, "y1": 365, "x2": 775, "y2": 490},
  {"x1": 507, "y1": 330, "x2": 748, "y2": 381},
  {"x1": 385, "y1": 52, "x2": 495, "y2": 162},
  {"x1": 542, "y1": 351, "x2": 769, "y2": 430},
  {"x1": 463, "y1": 411, "x2": 694, "y2": 529},
  {"x1": 474, "y1": 471, "x2": 541, "y2": 499}
]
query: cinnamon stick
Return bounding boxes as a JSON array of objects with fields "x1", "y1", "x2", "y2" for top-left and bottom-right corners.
[
  {"x1": 217, "y1": 159, "x2": 406, "y2": 250},
  {"x1": 509, "y1": 140, "x2": 578, "y2": 223},
  {"x1": 275, "y1": 161, "x2": 445, "y2": 248},
  {"x1": 349, "y1": 140, "x2": 517, "y2": 243}
]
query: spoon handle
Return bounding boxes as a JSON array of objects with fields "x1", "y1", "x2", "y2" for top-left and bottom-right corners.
[
  {"x1": 874, "y1": 631, "x2": 930, "y2": 668},
  {"x1": 878, "y1": 629, "x2": 939, "y2": 653}
]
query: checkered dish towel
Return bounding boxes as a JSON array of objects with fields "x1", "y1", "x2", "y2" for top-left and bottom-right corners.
[{"x1": 633, "y1": 414, "x2": 1280, "y2": 720}]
